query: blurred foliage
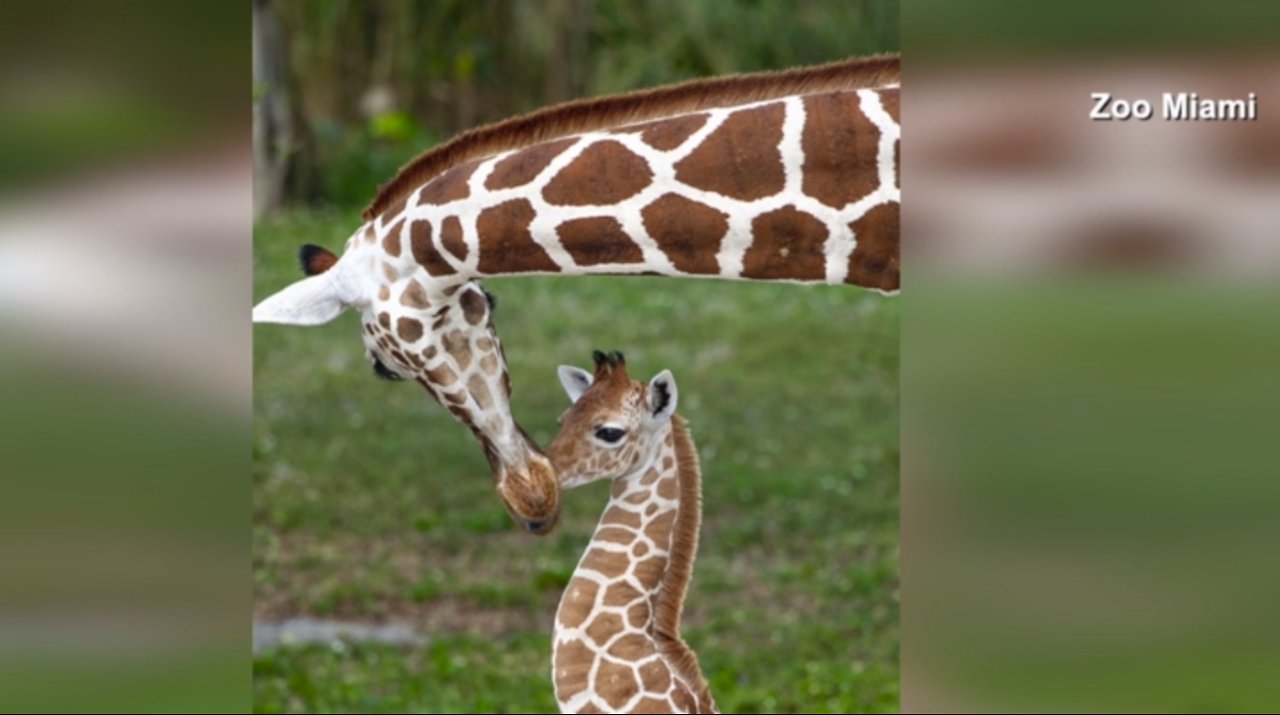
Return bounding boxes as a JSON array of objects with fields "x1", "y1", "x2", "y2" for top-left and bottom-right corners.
[
  {"x1": 906, "y1": 0, "x2": 1280, "y2": 60},
  {"x1": 304, "y1": 113, "x2": 438, "y2": 215},
  {"x1": 261, "y1": 0, "x2": 898, "y2": 209}
]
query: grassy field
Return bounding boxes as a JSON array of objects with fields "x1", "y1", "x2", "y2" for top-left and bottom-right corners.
[{"x1": 253, "y1": 209, "x2": 900, "y2": 713}]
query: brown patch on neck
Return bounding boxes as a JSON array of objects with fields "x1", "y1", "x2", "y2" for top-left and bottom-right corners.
[
  {"x1": 742, "y1": 205, "x2": 829, "y2": 280},
  {"x1": 475, "y1": 199, "x2": 561, "y2": 275},
  {"x1": 674, "y1": 102, "x2": 786, "y2": 201},
  {"x1": 554, "y1": 639, "x2": 594, "y2": 702},
  {"x1": 542, "y1": 140, "x2": 653, "y2": 206},
  {"x1": 580, "y1": 547, "x2": 633, "y2": 578},
  {"x1": 417, "y1": 160, "x2": 478, "y2": 205},
  {"x1": 459, "y1": 287, "x2": 488, "y2": 325},
  {"x1": 410, "y1": 219, "x2": 458, "y2": 277},
  {"x1": 596, "y1": 660, "x2": 640, "y2": 710},
  {"x1": 400, "y1": 279, "x2": 430, "y2": 309},
  {"x1": 396, "y1": 316, "x2": 424, "y2": 343},
  {"x1": 847, "y1": 203, "x2": 900, "y2": 291},
  {"x1": 375, "y1": 196, "x2": 408, "y2": 227},
  {"x1": 440, "y1": 216, "x2": 468, "y2": 261},
  {"x1": 478, "y1": 352, "x2": 498, "y2": 376},
  {"x1": 556, "y1": 217, "x2": 644, "y2": 266},
  {"x1": 382, "y1": 218, "x2": 405, "y2": 256},
  {"x1": 879, "y1": 88, "x2": 901, "y2": 190},
  {"x1": 425, "y1": 363, "x2": 458, "y2": 387},
  {"x1": 558, "y1": 579, "x2": 599, "y2": 629},
  {"x1": 880, "y1": 86, "x2": 900, "y2": 121},
  {"x1": 641, "y1": 194, "x2": 728, "y2": 275},
  {"x1": 363, "y1": 54, "x2": 900, "y2": 220},
  {"x1": 442, "y1": 329, "x2": 473, "y2": 371},
  {"x1": 652, "y1": 415, "x2": 714, "y2": 707},
  {"x1": 466, "y1": 374, "x2": 493, "y2": 410},
  {"x1": 801, "y1": 91, "x2": 881, "y2": 209},
  {"x1": 484, "y1": 137, "x2": 576, "y2": 191},
  {"x1": 616, "y1": 113, "x2": 709, "y2": 151},
  {"x1": 382, "y1": 228, "x2": 402, "y2": 258}
]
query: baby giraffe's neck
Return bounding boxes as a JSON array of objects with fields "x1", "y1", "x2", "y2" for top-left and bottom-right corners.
[{"x1": 553, "y1": 416, "x2": 716, "y2": 714}]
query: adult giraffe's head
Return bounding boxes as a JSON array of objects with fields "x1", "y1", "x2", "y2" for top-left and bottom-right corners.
[{"x1": 253, "y1": 237, "x2": 560, "y2": 535}]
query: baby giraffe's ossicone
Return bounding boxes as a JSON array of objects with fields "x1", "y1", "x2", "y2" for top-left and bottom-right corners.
[{"x1": 547, "y1": 351, "x2": 717, "y2": 714}]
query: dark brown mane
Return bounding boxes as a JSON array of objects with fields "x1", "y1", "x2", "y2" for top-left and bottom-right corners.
[{"x1": 363, "y1": 53, "x2": 900, "y2": 220}]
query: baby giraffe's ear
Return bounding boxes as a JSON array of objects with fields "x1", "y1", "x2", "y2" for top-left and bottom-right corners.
[
  {"x1": 646, "y1": 370, "x2": 678, "y2": 423},
  {"x1": 557, "y1": 365, "x2": 594, "y2": 403}
]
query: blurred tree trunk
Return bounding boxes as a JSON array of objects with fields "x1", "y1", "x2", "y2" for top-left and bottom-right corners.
[
  {"x1": 252, "y1": 0, "x2": 291, "y2": 218},
  {"x1": 254, "y1": 0, "x2": 319, "y2": 217},
  {"x1": 543, "y1": 0, "x2": 592, "y2": 104}
]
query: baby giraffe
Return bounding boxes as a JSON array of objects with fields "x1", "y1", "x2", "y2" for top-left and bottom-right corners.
[{"x1": 547, "y1": 351, "x2": 717, "y2": 714}]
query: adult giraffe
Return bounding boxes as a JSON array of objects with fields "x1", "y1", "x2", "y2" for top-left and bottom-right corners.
[{"x1": 253, "y1": 54, "x2": 900, "y2": 534}]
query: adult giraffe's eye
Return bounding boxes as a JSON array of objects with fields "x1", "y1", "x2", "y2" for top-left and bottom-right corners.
[
  {"x1": 594, "y1": 427, "x2": 626, "y2": 444},
  {"x1": 371, "y1": 355, "x2": 404, "y2": 381}
]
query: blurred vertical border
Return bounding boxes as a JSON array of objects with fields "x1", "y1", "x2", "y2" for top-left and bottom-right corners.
[
  {"x1": 0, "y1": 1, "x2": 250, "y2": 711},
  {"x1": 903, "y1": 1, "x2": 1280, "y2": 711}
]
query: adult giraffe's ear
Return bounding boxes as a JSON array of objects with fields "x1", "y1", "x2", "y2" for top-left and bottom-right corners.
[
  {"x1": 557, "y1": 365, "x2": 594, "y2": 404},
  {"x1": 299, "y1": 244, "x2": 339, "y2": 276},
  {"x1": 646, "y1": 370, "x2": 678, "y2": 423},
  {"x1": 252, "y1": 274, "x2": 346, "y2": 326}
]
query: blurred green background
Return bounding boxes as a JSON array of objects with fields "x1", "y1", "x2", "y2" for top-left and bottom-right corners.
[{"x1": 254, "y1": 1, "x2": 899, "y2": 712}]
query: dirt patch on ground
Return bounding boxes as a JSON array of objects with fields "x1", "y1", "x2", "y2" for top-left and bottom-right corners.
[
  {"x1": 254, "y1": 593, "x2": 550, "y2": 644},
  {"x1": 255, "y1": 528, "x2": 564, "y2": 635}
]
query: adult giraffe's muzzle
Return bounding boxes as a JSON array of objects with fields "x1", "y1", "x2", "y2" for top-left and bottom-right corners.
[{"x1": 494, "y1": 450, "x2": 561, "y2": 535}]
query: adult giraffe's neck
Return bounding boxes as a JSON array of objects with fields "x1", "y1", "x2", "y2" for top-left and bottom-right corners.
[
  {"x1": 552, "y1": 416, "x2": 713, "y2": 712},
  {"x1": 395, "y1": 87, "x2": 900, "y2": 293}
]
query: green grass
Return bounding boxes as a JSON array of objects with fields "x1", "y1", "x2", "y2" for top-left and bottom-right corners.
[
  {"x1": 253, "y1": 209, "x2": 899, "y2": 713},
  {"x1": 253, "y1": 635, "x2": 555, "y2": 714}
]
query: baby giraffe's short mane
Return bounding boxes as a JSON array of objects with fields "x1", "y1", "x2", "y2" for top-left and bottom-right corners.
[
  {"x1": 363, "y1": 53, "x2": 900, "y2": 220},
  {"x1": 653, "y1": 414, "x2": 713, "y2": 708}
]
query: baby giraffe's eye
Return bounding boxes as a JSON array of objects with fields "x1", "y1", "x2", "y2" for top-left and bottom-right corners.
[{"x1": 594, "y1": 427, "x2": 626, "y2": 444}]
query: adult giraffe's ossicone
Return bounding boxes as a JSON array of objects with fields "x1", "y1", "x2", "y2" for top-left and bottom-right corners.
[{"x1": 253, "y1": 54, "x2": 900, "y2": 535}]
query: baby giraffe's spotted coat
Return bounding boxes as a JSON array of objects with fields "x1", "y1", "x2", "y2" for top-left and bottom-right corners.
[{"x1": 548, "y1": 352, "x2": 715, "y2": 714}]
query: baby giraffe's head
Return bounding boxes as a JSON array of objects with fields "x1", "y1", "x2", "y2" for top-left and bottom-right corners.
[{"x1": 548, "y1": 351, "x2": 678, "y2": 488}]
